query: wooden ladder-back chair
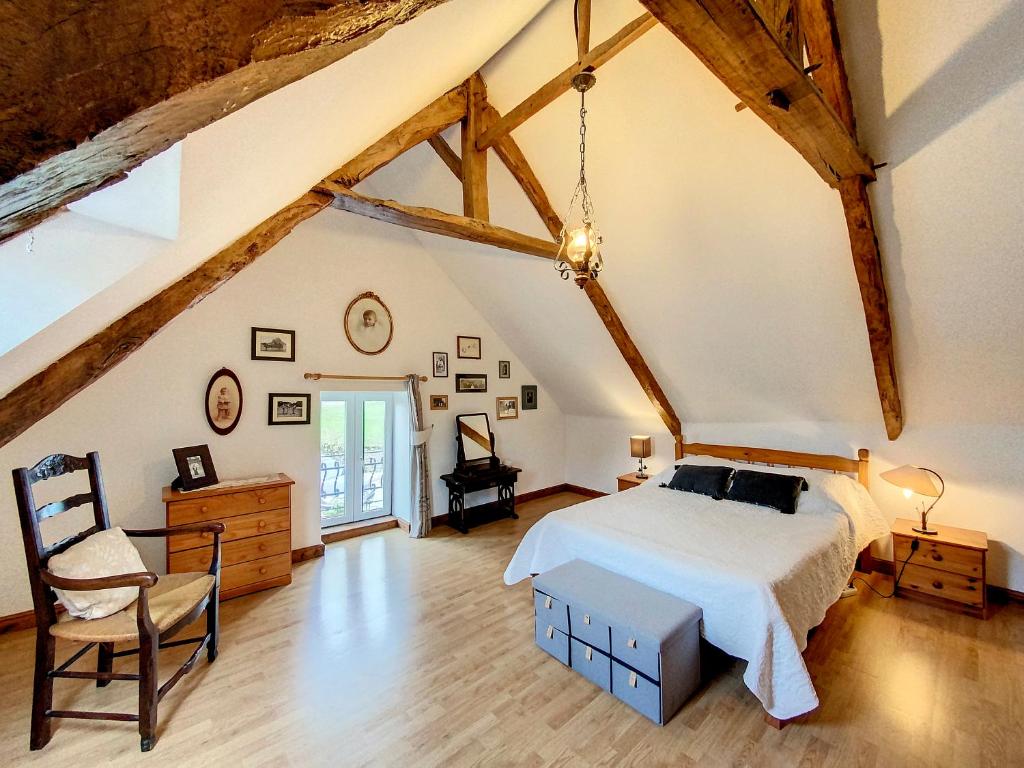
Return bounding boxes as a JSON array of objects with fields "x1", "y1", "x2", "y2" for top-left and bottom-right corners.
[{"x1": 12, "y1": 452, "x2": 224, "y2": 752}]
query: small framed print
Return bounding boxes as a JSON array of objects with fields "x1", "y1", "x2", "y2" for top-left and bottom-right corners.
[
  {"x1": 433, "y1": 351, "x2": 449, "y2": 378},
  {"x1": 172, "y1": 444, "x2": 219, "y2": 491},
  {"x1": 455, "y1": 373, "x2": 487, "y2": 393},
  {"x1": 268, "y1": 393, "x2": 311, "y2": 425},
  {"x1": 251, "y1": 327, "x2": 295, "y2": 362},
  {"x1": 496, "y1": 396, "x2": 519, "y2": 420},
  {"x1": 206, "y1": 368, "x2": 243, "y2": 435},
  {"x1": 457, "y1": 335, "x2": 481, "y2": 359},
  {"x1": 429, "y1": 394, "x2": 449, "y2": 411},
  {"x1": 521, "y1": 384, "x2": 538, "y2": 411},
  {"x1": 498, "y1": 360, "x2": 510, "y2": 379}
]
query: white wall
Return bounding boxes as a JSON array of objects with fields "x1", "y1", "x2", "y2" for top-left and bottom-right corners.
[
  {"x1": 0, "y1": 211, "x2": 565, "y2": 616},
  {"x1": 566, "y1": 415, "x2": 1024, "y2": 591}
]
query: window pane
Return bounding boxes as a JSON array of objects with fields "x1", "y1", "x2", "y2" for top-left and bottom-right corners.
[
  {"x1": 361, "y1": 400, "x2": 386, "y2": 519},
  {"x1": 320, "y1": 401, "x2": 346, "y2": 526}
]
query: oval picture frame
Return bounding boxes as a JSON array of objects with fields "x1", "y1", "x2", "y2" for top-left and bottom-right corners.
[
  {"x1": 205, "y1": 368, "x2": 243, "y2": 435},
  {"x1": 344, "y1": 291, "x2": 394, "y2": 356}
]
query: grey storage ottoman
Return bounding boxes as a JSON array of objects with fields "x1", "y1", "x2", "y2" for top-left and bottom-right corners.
[{"x1": 533, "y1": 559, "x2": 702, "y2": 725}]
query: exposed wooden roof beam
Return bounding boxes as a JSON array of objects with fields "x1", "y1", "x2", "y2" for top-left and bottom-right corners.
[
  {"x1": 319, "y1": 182, "x2": 559, "y2": 260},
  {"x1": 639, "y1": 0, "x2": 873, "y2": 185},
  {"x1": 325, "y1": 84, "x2": 467, "y2": 188},
  {"x1": 475, "y1": 13, "x2": 657, "y2": 151},
  {"x1": 0, "y1": 0, "x2": 449, "y2": 243},
  {"x1": 753, "y1": 0, "x2": 801, "y2": 60},
  {"x1": 427, "y1": 136, "x2": 463, "y2": 181},
  {"x1": 461, "y1": 73, "x2": 490, "y2": 220},
  {"x1": 0, "y1": 191, "x2": 332, "y2": 450},
  {"x1": 576, "y1": 0, "x2": 593, "y2": 61}
]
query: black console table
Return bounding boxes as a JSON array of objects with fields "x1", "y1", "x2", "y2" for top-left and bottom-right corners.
[{"x1": 440, "y1": 465, "x2": 521, "y2": 534}]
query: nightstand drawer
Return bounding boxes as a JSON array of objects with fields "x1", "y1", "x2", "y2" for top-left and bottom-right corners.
[
  {"x1": 894, "y1": 535, "x2": 983, "y2": 578},
  {"x1": 899, "y1": 563, "x2": 984, "y2": 608}
]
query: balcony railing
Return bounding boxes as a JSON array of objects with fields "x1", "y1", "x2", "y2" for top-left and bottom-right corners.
[{"x1": 320, "y1": 450, "x2": 385, "y2": 524}]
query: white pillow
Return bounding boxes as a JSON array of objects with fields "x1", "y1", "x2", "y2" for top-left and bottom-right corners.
[{"x1": 48, "y1": 527, "x2": 148, "y2": 620}]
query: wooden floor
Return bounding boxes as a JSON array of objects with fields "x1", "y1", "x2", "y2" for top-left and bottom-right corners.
[{"x1": 1, "y1": 491, "x2": 1022, "y2": 767}]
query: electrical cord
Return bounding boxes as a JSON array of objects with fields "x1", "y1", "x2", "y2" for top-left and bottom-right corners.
[{"x1": 852, "y1": 538, "x2": 919, "y2": 598}]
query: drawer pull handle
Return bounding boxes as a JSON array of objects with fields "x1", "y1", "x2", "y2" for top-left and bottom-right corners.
[
  {"x1": 967, "y1": 585, "x2": 977, "y2": 591},
  {"x1": 258, "y1": 543, "x2": 267, "y2": 551},
  {"x1": 585, "y1": 646, "x2": 593, "y2": 661},
  {"x1": 201, "y1": 506, "x2": 209, "y2": 513},
  {"x1": 259, "y1": 567, "x2": 268, "y2": 576},
  {"x1": 932, "y1": 581, "x2": 943, "y2": 590},
  {"x1": 931, "y1": 553, "x2": 943, "y2": 562},
  {"x1": 583, "y1": 614, "x2": 591, "y2": 625},
  {"x1": 546, "y1": 625, "x2": 554, "y2": 640},
  {"x1": 258, "y1": 521, "x2": 267, "y2": 529},
  {"x1": 258, "y1": 497, "x2": 266, "y2": 504},
  {"x1": 627, "y1": 637, "x2": 637, "y2": 649},
  {"x1": 544, "y1": 596, "x2": 552, "y2": 610},
  {"x1": 629, "y1": 671, "x2": 638, "y2": 688}
]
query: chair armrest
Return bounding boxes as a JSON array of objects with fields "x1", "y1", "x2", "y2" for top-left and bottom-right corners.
[
  {"x1": 123, "y1": 522, "x2": 225, "y2": 538},
  {"x1": 40, "y1": 569, "x2": 158, "y2": 591}
]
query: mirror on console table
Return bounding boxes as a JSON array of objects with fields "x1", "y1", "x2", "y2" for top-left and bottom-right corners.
[{"x1": 443, "y1": 413, "x2": 520, "y2": 533}]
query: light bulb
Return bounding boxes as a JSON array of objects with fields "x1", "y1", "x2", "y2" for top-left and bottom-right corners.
[{"x1": 902, "y1": 488, "x2": 913, "y2": 499}]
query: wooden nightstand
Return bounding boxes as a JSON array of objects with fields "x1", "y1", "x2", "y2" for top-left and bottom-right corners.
[
  {"x1": 616, "y1": 472, "x2": 649, "y2": 492},
  {"x1": 891, "y1": 518, "x2": 988, "y2": 618}
]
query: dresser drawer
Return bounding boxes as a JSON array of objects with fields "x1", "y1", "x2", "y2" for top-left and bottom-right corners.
[
  {"x1": 534, "y1": 589, "x2": 569, "y2": 635},
  {"x1": 167, "y1": 485, "x2": 290, "y2": 526},
  {"x1": 570, "y1": 605, "x2": 610, "y2": 653},
  {"x1": 168, "y1": 507, "x2": 291, "y2": 553},
  {"x1": 899, "y1": 563, "x2": 984, "y2": 608},
  {"x1": 612, "y1": 660, "x2": 661, "y2": 724},
  {"x1": 168, "y1": 531, "x2": 290, "y2": 572},
  {"x1": 535, "y1": 620, "x2": 570, "y2": 665},
  {"x1": 221, "y1": 553, "x2": 292, "y2": 592},
  {"x1": 571, "y1": 638, "x2": 611, "y2": 691},
  {"x1": 893, "y1": 535, "x2": 983, "y2": 578},
  {"x1": 611, "y1": 627, "x2": 661, "y2": 682}
]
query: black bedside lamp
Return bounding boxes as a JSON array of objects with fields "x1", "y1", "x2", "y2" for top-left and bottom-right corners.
[{"x1": 630, "y1": 435, "x2": 652, "y2": 479}]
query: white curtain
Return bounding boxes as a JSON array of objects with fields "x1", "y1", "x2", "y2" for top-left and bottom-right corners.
[{"x1": 407, "y1": 375, "x2": 433, "y2": 537}]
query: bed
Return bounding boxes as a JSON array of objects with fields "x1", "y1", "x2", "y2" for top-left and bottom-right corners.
[{"x1": 504, "y1": 443, "x2": 889, "y2": 722}]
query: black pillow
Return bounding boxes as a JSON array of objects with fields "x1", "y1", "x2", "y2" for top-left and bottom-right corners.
[
  {"x1": 725, "y1": 470, "x2": 808, "y2": 514},
  {"x1": 664, "y1": 465, "x2": 735, "y2": 500}
]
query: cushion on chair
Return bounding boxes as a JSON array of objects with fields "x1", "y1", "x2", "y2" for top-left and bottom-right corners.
[
  {"x1": 50, "y1": 572, "x2": 216, "y2": 643},
  {"x1": 47, "y1": 527, "x2": 148, "y2": 619}
]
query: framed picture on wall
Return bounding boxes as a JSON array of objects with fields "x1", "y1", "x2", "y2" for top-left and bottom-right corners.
[
  {"x1": 344, "y1": 291, "x2": 393, "y2": 355},
  {"x1": 455, "y1": 373, "x2": 487, "y2": 393},
  {"x1": 496, "y1": 396, "x2": 519, "y2": 420},
  {"x1": 251, "y1": 327, "x2": 295, "y2": 361},
  {"x1": 521, "y1": 385, "x2": 538, "y2": 410},
  {"x1": 268, "y1": 393, "x2": 311, "y2": 425},
  {"x1": 457, "y1": 335, "x2": 481, "y2": 359},
  {"x1": 433, "y1": 351, "x2": 449, "y2": 378},
  {"x1": 429, "y1": 394, "x2": 448, "y2": 411},
  {"x1": 205, "y1": 368, "x2": 243, "y2": 435},
  {"x1": 498, "y1": 360, "x2": 510, "y2": 379}
]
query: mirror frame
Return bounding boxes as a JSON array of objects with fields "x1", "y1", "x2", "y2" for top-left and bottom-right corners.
[{"x1": 455, "y1": 412, "x2": 497, "y2": 469}]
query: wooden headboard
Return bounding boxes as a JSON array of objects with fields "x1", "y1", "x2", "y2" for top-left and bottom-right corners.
[{"x1": 676, "y1": 440, "x2": 870, "y2": 489}]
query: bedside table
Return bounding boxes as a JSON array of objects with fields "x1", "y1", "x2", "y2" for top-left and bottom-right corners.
[
  {"x1": 617, "y1": 472, "x2": 648, "y2": 492},
  {"x1": 891, "y1": 518, "x2": 988, "y2": 618}
]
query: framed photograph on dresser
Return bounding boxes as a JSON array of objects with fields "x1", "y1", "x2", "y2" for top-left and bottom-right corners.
[{"x1": 171, "y1": 445, "x2": 219, "y2": 491}]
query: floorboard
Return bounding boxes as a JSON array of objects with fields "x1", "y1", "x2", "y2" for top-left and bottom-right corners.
[{"x1": 0, "y1": 491, "x2": 1021, "y2": 766}]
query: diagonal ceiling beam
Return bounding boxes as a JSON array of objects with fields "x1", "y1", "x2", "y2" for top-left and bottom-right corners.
[
  {"x1": 639, "y1": 0, "x2": 873, "y2": 185},
  {"x1": 476, "y1": 13, "x2": 657, "y2": 151},
  {"x1": 0, "y1": 0, "x2": 450, "y2": 244},
  {"x1": 319, "y1": 183, "x2": 559, "y2": 259},
  {"x1": 428, "y1": 135, "x2": 463, "y2": 181}
]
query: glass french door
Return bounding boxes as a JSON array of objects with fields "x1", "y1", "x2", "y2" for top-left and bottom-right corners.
[{"x1": 320, "y1": 392, "x2": 394, "y2": 527}]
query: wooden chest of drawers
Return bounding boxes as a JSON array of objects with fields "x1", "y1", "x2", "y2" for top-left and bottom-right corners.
[
  {"x1": 891, "y1": 518, "x2": 988, "y2": 618},
  {"x1": 163, "y1": 474, "x2": 294, "y2": 600}
]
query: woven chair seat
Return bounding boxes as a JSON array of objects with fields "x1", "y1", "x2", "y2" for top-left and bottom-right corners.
[{"x1": 50, "y1": 572, "x2": 215, "y2": 643}]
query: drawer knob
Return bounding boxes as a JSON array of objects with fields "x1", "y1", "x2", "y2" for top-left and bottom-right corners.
[
  {"x1": 258, "y1": 520, "x2": 267, "y2": 529},
  {"x1": 627, "y1": 637, "x2": 637, "y2": 649},
  {"x1": 258, "y1": 543, "x2": 267, "y2": 551},
  {"x1": 546, "y1": 625, "x2": 554, "y2": 640},
  {"x1": 629, "y1": 671, "x2": 638, "y2": 688},
  {"x1": 259, "y1": 567, "x2": 268, "y2": 576},
  {"x1": 585, "y1": 646, "x2": 593, "y2": 661},
  {"x1": 931, "y1": 553, "x2": 944, "y2": 562},
  {"x1": 201, "y1": 506, "x2": 208, "y2": 513},
  {"x1": 258, "y1": 496, "x2": 266, "y2": 504},
  {"x1": 583, "y1": 614, "x2": 591, "y2": 625},
  {"x1": 544, "y1": 596, "x2": 552, "y2": 609},
  {"x1": 202, "y1": 532, "x2": 211, "y2": 539},
  {"x1": 932, "y1": 581, "x2": 943, "y2": 590}
]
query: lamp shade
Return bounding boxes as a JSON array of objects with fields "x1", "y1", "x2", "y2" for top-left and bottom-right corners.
[
  {"x1": 629, "y1": 435, "x2": 652, "y2": 459},
  {"x1": 880, "y1": 465, "x2": 940, "y2": 497}
]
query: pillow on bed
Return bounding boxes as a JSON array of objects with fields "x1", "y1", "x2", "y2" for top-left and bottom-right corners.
[
  {"x1": 725, "y1": 469, "x2": 808, "y2": 515},
  {"x1": 664, "y1": 465, "x2": 734, "y2": 500}
]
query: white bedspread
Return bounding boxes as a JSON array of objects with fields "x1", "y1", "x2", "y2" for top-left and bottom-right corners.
[{"x1": 504, "y1": 462, "x2": 888, "y2": 719}]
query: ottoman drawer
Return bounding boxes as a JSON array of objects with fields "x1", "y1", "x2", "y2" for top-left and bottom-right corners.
[
  {"x1": 534, "y1": 589, "x2": 569, "y2": 635},
  {"x1": 535, "y1": 620, "x2": 570, "y2": 665},
  {"x1": 611, "y1": 627, "x2": 661, "y2": 682},
  {"x1": 612, "y1": 661, "x2": 662, "y2": 724},
  {"x1": 570, "y1": 639, "x2": 611, "y2": 691},
  {"x1": 569, "y1": 605, "x2": 610, "y2": 653}
]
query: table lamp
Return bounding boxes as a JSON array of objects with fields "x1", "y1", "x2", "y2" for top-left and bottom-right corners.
[
  {"x1": 880, "y1": 464, "x2": 944, "y2": 535},
  {"x1": 630, "y1": 435, "x2": 652, "y2": 479}
]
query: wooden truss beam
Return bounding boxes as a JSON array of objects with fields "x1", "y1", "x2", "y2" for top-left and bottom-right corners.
[
  {"x1": 0, "y1": 0, "x2": 449, "y2": 243},
  {"x1": 476, "y1": 13, "x2": 657, "y2": 151},
  {"x1": 319, "y1": 182, "x2": 559, "y2": 260},
  {"x1": 461, "y1": 73, "x2": 490, "y2": 220},
  {"x1": 639, "y1": 0, "x2": 873, "y2": 185},
  {"x1": 576, "y1": 0, "x2": 593, "y2": 61},
  {"x1": 428, "y1": 135, "x2": 462, "y2": 181}
]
